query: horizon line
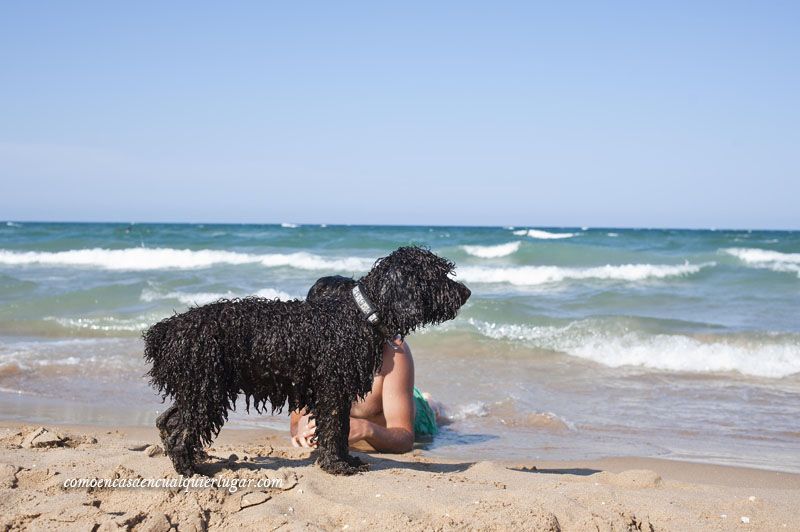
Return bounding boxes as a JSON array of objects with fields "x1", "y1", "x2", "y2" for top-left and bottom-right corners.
[{"x1": 3, "y1": 219, "x2": 799, "y2": 232}]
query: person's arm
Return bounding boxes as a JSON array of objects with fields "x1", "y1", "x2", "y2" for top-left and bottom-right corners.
[{"x1": 350, "y1": 344, "x2": 415, "y2": 453}]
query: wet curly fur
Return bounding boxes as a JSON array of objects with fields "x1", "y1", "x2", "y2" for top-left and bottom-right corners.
[{"x1": 143, "y1": 246, "x2": 471, "y2": 476}]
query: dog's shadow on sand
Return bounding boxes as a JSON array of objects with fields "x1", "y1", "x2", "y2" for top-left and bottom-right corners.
[
  {"x1": 196, "y1": 454, "x2": 316, "y2": 476},
  {"x1": 196, "y1": 451, "x2": 474, "y2": 476},
  {"x1": 200, "y1": 456, "x2": 601, "y2": 477},
  {"x1": 508, "y1": 466, "x2": 602, "y2": 477},
  {"x1": 365, "y1": 455, "x2": 473, "y2": 474}
]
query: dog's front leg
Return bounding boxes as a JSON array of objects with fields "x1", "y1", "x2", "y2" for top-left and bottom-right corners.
[{"x1": 314, "y1": 393, "x2": 369, "y2": 475}]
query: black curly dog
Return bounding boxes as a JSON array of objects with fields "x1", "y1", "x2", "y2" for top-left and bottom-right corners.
[{"x1": 143, "y1": 246, "x2": 470, "y2": 476}]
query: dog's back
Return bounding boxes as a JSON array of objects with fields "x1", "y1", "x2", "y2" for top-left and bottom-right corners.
[
  {"x1": 143, "y1": 295, "x2": 370, "y2": 414},
  {"x1": 145, "y1": 298, "x2": 307, "y2": 442}
]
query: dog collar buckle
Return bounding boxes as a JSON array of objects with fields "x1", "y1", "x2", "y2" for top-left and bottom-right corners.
[{"x1": 351, "y1": 285, "x2": 379, "y2": 324}]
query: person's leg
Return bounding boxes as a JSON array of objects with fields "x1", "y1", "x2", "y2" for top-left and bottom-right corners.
[
  {"x1": 421, "y1": 391, "x2": 450, "y2": 426},
  {"x1": 413, "y1": 387, "x2": 440, "y2": 436}
]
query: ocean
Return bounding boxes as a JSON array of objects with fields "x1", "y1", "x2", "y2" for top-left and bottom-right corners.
[{"x1": 0, "y1": 222, "x2": 798, "y2": 471}]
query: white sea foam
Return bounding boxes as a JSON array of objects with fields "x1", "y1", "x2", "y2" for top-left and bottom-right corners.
[
  {"x1": 5, "y1": 222, "x2": 22, "y2": 227},
  {"x1": 724, "y1": 248, "x2": 800, "y2": 264},
  {"x1": 257, "y1": 252, "x2": 373, "y2": 271},
  {"x1": 458, "y1": 262, "x2": 711, "y2": 286},
  {"x1": 281, "y1": 222, "x2": 299, "y2": 228},
  {"x1": 255, "y1": 287, "x2": 297, "y2": 300},
  {"x1": 0, "y1": 248, "x2": 374, "y2": 272},
  {"x1": 512, "y1": 229, "x2": 576, "y2": 239},
  {"x1": 0, "y1": 337, "x2": 140, "y2": 374},
  {"x1": 448, "y1": 402, "x2": 490, "y2": 421},
  {"x1": 36, "y1": 356, "x2": 81, "y2": 366},
  {"x1": 45, "y1": 316, "x2": 157, "y2": 332},
  {"x1": 607, "y1": 232, "x2": 619, "y2": 237},
  {"x1": 141, "y1": 289, "x2": 219, "y2": 306},
  {"x1": 467, "y1": 319, "x2": 563, "y2": 341},
  {"x1": 461, "y1": 241, "x2": 521, "y2": 258},
  {"x1": 141, "y1": 287, "x2": 296, "y2": 306},
  {"x1": 724, "y1": 248, "x2": 800, "y2": 276},
  {"x1": 468, "y1": 319, "x2": 800, "y2": 378}
]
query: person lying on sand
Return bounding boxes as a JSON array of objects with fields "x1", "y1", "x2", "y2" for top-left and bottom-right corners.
[{"x1": 289, "y1": 276, "x2": 446, "y2": 453}]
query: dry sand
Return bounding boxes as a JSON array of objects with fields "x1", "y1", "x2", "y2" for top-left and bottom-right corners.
[{"x1": 0, "y1": 421, "x2": 798, "y2": 531}]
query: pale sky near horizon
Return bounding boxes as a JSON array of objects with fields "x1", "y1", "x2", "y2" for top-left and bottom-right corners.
[{"x1": 1, "y1": 2, "x2": 798, "y2": 229}]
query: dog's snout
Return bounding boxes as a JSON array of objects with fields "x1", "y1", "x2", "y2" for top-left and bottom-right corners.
[{"x1": 457, "y1": 283, "x2": 471, "y2": 303}]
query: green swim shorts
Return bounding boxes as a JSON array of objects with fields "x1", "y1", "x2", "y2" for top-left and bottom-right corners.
[{"x1": 413, "y1": 386, "x2": 439, "y2": 437}]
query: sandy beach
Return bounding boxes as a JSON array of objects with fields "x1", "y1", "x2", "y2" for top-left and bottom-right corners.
[{"x1": 1, "y1": 421, "x2": 797, "y2": 531}]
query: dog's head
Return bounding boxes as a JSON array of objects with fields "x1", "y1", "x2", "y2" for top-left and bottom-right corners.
[{"x1": 361, "y1": 246, "x2": 471, "y2": 337}]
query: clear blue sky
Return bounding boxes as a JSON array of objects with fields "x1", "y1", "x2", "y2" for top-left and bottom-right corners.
[{"x1": 1, "y1": 2, "x2": 798, "y2": 229}]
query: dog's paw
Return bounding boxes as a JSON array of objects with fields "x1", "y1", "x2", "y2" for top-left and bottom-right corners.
[{"x1": 318, "y1": 458, "x2": 369, "y2": 476}]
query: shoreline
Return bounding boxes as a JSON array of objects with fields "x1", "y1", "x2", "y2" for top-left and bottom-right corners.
[
  {"x1": 4, "y1": 398, "x2": 799, "y2": 477},
  {"x1": 1, "y1": 421, "x2": 798, "y2": 530}
]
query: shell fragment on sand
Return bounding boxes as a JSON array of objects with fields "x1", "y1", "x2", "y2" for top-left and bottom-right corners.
[
  {"x1": 22, "y1": 427, "x2": 64, "y2": 448},
  {"x1": 145, "y1": 445, "x2": 163, "y2": 457}
]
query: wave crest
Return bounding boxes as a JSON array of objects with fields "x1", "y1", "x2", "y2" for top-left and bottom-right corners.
[
  {"x1": 458, "y1": 262, "x2": 711, "y2": 286},
  {"x1": 468, "y1": 319, "x2": 800, "y2": 378},
  {"x1": 724, "y1": 248, "x2": 800, "y2": 276},
  {"x1": 44, "y1": 316, "x2": 156, "y2": 333},
  {"x1": 141, "y1": 287, "x2": 296, "y2": 306},
  {"x1": 0, "y1": 248, "x2": 374, "y2": 272},
  {"x1": 461, "y1": 242, "x2": 521, "y2": 258},
  {"x1": 512, "y1": 229, "x2": 576, "y2": 239}
]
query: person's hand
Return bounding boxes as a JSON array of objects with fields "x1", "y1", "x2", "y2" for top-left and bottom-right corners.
[
  {"x1": 348, "y1": 417, "x2": 372, "y2": 445},
  {"x1": 291, "y1": 414, "x2": 318, "y2": 448}
]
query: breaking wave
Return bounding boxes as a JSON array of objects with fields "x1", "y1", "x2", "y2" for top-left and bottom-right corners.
[
  {"x1": 468, "y1": 319, "x2": 800, "y2": 378},
  {"x1": 0, "y1": 338, "x2": 141, "y2": 377},
  {"x1": 461, "y1": 242, "x2": 521, "y2": 258},
  {"x1": 44, "y1": 316, "x2": 158, "y2": 333},
  {"x1": 458, "y1": 262, "x2": 712, "y2": 286},
  {"x1": 0, "y1": 248, "x2": 374, "y2": 272},
  {"x1": 512, "y1": 229, "x2": 576, "y2": 239},
  {"x1": 140, "y1": 287, "x2": 296, "y2": 306},
  {"x1": 724, "y1": 248, "x2": 800, "y2": 276}
]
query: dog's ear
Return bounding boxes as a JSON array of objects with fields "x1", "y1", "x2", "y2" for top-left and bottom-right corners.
[
  {"x1": 374, "y1": 264, "x2": 422, "y2": 333},
  {"x1": 382, "y1": 267, "x2": 421, "y2": 317}
]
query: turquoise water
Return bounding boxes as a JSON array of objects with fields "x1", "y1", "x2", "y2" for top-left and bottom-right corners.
[{"x1": 1, "y1": 222, "x2": 799, "y2": 471}]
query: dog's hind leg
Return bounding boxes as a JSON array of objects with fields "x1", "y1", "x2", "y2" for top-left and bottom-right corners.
[
  {"x1": 156, "y1": 404, "x2": 200, "y2": 476},
  {"x1": 314, "y1": 392, "x2": 369, "y2": 475}
]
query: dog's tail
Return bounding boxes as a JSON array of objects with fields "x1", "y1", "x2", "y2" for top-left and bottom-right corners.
[
  {"x1": 143, "y1": 304, "x2": 239, "y2": 446},
  {"x1": 143, "y1": 314, "x2": 182, "y2": 387}
]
